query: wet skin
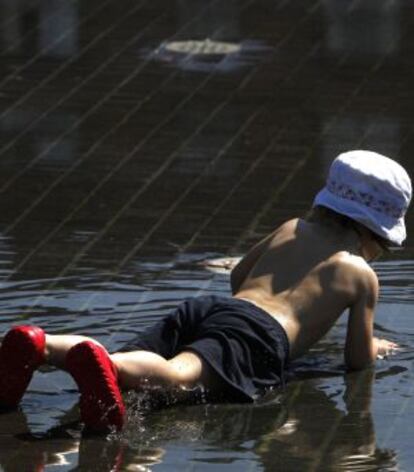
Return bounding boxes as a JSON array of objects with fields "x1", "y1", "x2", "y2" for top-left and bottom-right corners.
[{"x1": 231, "y1": 218, "x2": 397, "y2": 367}]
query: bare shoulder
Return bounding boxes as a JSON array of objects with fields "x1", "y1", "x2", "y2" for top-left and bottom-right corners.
[
  {"x1": 271, "y1": 218, "x2": 300, "y2": 237},
  {"x1": 279, "y1": 217, "x2": 300, "y2": 230},
  {"x1": 334, "y1": 252, "x2": 378, "y2": 280},
  {"x1": 333, "y1": 252, "x2": 379, "y2": 303}
]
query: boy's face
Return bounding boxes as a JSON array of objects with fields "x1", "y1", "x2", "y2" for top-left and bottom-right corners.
[
  {"x1": 359, "y1": 230, "x2": 388, "y2": 262},
  {"x1": 367, "y1": 233, "x2": 390, "y2": 261}
]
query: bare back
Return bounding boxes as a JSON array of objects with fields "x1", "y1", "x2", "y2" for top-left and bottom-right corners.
[{"x1": 232, "y1": 218, "x2": 378, "y2": 360}]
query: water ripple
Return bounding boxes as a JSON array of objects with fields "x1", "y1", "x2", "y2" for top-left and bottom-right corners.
[{"x1": 373, "y1": 259, "x2": 414, "y2": 303}]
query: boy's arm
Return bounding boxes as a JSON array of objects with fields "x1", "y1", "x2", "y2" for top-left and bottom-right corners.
[
  {"x1": 230, "y1": 232, "x2": 274, "y2": 294},
  {"x1": 345, "y1": 268, "x2": 380, "y2": 370},
  {"x1": 345, "y1": 267, "x2": 399, "y2": 370}
]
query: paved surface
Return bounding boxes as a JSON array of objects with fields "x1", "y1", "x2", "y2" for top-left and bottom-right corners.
[
  {"x1": 0, "y1": 0, "x2": 413, "y2": 282},
  {"x1": 1, "y1": 3, "x2": 414, "y2": 471}
]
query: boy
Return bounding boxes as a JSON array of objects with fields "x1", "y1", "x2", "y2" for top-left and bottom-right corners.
[{"x1": 0, "y1": 150, "x2": 411, "y2": 433}]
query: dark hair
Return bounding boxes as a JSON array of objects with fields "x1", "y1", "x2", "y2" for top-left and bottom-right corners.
[
  {"x1": 305, "y1": 205, "x2": 358, "y2": 230},
  {"x1": 306, "y1": 205, "x2": 392, "y2": 250}
]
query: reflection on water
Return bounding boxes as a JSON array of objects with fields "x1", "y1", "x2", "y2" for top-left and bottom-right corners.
[
  {"x1": 1, "y1": 261, "x2": 414, "y2": 470},
  {"x1": 0, "y1": 0, "x2": 78, "y2": 57},
  {"x1": 0, "y1": 364, "x2": 402, "y2": 471},
  {"x1": 140, "y1": 0, "x2": 274, "y2": 72},
  {"x1": 323, "y1": 0, "x2": 401, "y2": 57},
  {"x1": 0, "y1": 110, "x2": 79, "y2": 169},
  {"x1": 320, "y1": 116, "x2": 401, "y2": 177},
  {"x1": 1, "y1": 0, "x2": 414, "y2": 469},
  {"x1": 150, "y1": 39, "x2": 272, "y2": 73},
  {"x1": 375, "y1": 259, "x2": 414, "y2": 303},
  {"x1": 0, "y1": 234, "x2": 14, "y2": 280}
]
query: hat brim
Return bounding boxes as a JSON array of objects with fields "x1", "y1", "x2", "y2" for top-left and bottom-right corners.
[{"x1": 313, "y1": 188, "x2": 406, "y2": 246}]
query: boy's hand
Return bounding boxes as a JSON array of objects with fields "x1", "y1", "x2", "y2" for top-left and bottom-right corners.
[{"x1": 374, "y1": 337, "x2": 400, "y2": 359}]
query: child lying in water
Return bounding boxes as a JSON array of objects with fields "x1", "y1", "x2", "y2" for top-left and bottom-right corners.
[{"x1": 0, "y1": 150, "x2": 411, "y2": 433}]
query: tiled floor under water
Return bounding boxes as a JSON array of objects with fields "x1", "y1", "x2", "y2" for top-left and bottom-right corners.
[{"x1": 1, "y1": 1, "x2": 414, "y2": 470}]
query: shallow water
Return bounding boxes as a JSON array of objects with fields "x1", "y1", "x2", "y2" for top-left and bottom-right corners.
[
  {"x1": 1, "y1": 0, "x2": 414, "y2": 470},
  {"x1": 1, "y1": 261, "x2": 414, "y2": 471}
]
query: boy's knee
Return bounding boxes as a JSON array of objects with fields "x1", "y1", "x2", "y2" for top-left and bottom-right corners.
[
  {"x1": 167, "y1": 351, "x2": 204, "y2": 387},
  {"x1": 167, "y1": 367, "x2": 192, "y2": 386}
]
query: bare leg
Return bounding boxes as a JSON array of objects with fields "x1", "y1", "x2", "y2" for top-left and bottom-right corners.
[
  {"x1": 46, "y1": 336, "x2": 208, "y2": 392},
  {"x1": 45, "y1": 334, "x2": 218, "y2": 397},
  {"x1": 111, "y1": 350, "x2": 206, "y2": 391},
  {"x1": 45, "y1": 334, "x2": 104, "y2": 370}
]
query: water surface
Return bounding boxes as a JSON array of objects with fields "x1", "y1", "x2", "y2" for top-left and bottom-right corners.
[
  {"x1": 1, "y1": 0, "x2": 414, "y2": 470},
  {"x1": 1, "y1": 259, "x2": 414, "y2": 471}
]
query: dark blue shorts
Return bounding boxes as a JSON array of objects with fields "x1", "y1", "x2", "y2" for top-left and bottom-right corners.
[{"x1": 120, "y1": 295, "x2": 290, "y2": 402}]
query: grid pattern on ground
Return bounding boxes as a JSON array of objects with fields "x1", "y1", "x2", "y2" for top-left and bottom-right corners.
[{"x1": 0, "y1": 0, "x2": 413, "y2": 283}]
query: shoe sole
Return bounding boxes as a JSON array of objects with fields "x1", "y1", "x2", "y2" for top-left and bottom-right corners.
[
  {"x1": 66, "y1": 341, "x2": 125, "y2": 432},
  {"x1": 0, "y1": 326, "x2": 45, "y2": 408}
]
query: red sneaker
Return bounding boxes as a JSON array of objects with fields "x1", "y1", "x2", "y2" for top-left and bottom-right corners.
[
  {"x1": 65, "y1": 341, "x2": 126, "y2": 433},
  {"x1": 0, "y1": 325, "x2": 46, "y2": 408}
]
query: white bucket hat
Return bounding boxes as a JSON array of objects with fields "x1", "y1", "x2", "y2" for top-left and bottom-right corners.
[{"x1": 313, "y1": 150, "x2": 412, "y2": 246}]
